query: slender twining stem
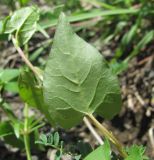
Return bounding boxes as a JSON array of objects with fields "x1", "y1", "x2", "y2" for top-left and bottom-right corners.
[
  {"x1": 12, "y1": 36, "x2": 43, "y2": 81},
  {"x1": 83, "y1": 117, "x2": 103, "y2": 145},
  {"x1": 23, "y1": 104, "x2": 32, "y2": 160},
  {"x1": 87, "y1": 114, "x2": 128, "y2": 158}
]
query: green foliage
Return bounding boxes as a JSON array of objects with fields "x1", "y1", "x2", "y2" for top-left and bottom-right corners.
[
  {"x1": 43, "y1": 13, "x2": 121, "y2": 128},
  {"x1": 36, "y1": 132, "x2": 63, "y2": 159},
  {"x1": 0, "y1": 69, "x2": 19, "y2": 93},
  {"x1": 0, "y1": 121, "x2": 13, "y2": 138},
  {"x1": 18, "y1": 70, "x2": 54, "y2": 124},
  {"x1": 0, "y1": 1, "x2": 153, "y2": 159},
  {"x1": 4, "y1": 6, "x2": 39, "y2": 46},
  {"x1": 125, "y1": 145, "x2": 149, "y2": 160},
  {"x1": 36, "y1": 132, "x2": 61, "y2": 147},
  {"x1": 36, "y1": 132, "x2": 81, "y2": 160},
  {"x1": 84, "y1": 140, "x2": 149, "y2": 160},
  {"x1": 84, "y1": 139, "x2": 111, "y2": 160},
  {"x1": 4, "y1": 82, "x2": 19, "y2": 93},
  {"x1": 36, "y1": 133, "x2": 150, "y2": 160},
  {"x1": 40, "y1": 8, "x2": 138, "y2": 29},
  {"x1": 18, "y1": 0, "x2": 30, "y2": 6},
  {"x1": 0, "y1": 18, "x2": 9, "y2": 40},
  {"x1": 0, "y1": 101, "x2": 44, "y2": 150},
  {"x1": 18, "y1": 70, "x2": 43, "y2": 108},
  {"x1": 0, "y1": 69, "x2": 19, "y2": 83},
  {"x1": 53, "y1": 132, "x2": 60, "y2": 146},
  {"x1": 110, "y1": 60, "x2": 128, "y2": 75}
]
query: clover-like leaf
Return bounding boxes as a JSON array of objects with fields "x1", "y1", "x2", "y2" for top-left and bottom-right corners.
[{"x1": 43, "y1": 13, "x2": 121, "y2": 128}]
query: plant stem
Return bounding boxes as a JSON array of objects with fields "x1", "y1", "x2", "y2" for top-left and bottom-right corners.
[
  {"x1": 87, "y1": 114, "x2": 128, "y2": 158},
  {"x1": 83, "y1": 117, "x2": 103, "y2": 145},
  {"x1": 23, "y1": 104, "x2": 32, "y2": 160},
  {"x1": 12, "y1": 36, "x2": 43, "y2": 81}
]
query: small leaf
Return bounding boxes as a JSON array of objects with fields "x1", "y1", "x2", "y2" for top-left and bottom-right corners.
[
  {"x1": 5, "y1": 6, "x2": 39, "y2": 46},
  {"x1": 84, "y1": 146, "x2": 106, "y2": 160},
  {"x1": 4, "y1": 82, "x2": 19, "y2": 93},
  {"x1": 13, "y1": 122, "x2": 20, "y2": 138},
  {"x1": 0, "y1": 102, "x2": 17, "y2": 122},
  {"x1": 35, "y1": 140, "x2": 45, "y2": 145},
  {"x1": 40, "y1": 134, "x2": 47, "y2": 144},
  {"x1": 0, "y1": 16, "x2": 10, "y2": 35},
  {"x1": 74, "y1": 155, "x2": 81, "y2": 160},
  {"x1": 0, "y1": 121, "x2": 13, "y2": 138},
  {"x1": 0, "y1": 122, "x2": 24, "y2": 148},
  {"x1": 110, "y1": 60, "x2": 128, "y2": 75},
  {"x1": 125, "y1": 145, "x2": 149, "y2": 160},
  {"x1": 122, "y1": 24, "x2": 137, "y2": 46},
  {"x1": 136, "y1": 31, "x2": 154, "y2": 51},
  {"x1": 43, "y1": 13, "x2": 121, "y2": 128},
  {"x1": 53, "y1": 132, "x2": 60, "y2": 146},
  {"x1": 84, "y1": 141, "x2": 111, "y2": 160},
  {"x1": 47, "y1": 133, "x2": 53, "y2": 144},
  {"x1": 0, "y1": 68, "x2": 19, "y2": 83},
  {"x1": 128, "y1": 30, "x2": 154, "y2": 59}
]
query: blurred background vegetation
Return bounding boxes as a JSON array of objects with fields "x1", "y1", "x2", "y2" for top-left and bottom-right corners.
[{"x1": 1, "y1": 0, "x2": 154, "y2": 69}]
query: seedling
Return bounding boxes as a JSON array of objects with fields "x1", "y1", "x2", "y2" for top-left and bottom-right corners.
[{"x1": 0, "y1": 6, "x2": 151, "y2": 160}]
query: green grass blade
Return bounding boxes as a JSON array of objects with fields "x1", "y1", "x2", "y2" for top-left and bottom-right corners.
[{"x1": 40, "y1": 8, "x2": 139, "y2": 29}]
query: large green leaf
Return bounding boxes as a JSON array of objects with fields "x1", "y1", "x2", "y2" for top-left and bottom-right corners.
[
  {"x1": 43, "y1": 13, "x2": 121, "y2": 128},
  {"x1": 5, "y1": 6, "x2": 39, "y2": 46}
]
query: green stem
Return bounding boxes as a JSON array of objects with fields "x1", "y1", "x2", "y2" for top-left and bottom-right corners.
[
  {"x1": 23, "y1": 104, "x2": 32, "y2": 160},
  {"x1": 87, "y1": 114, "x2": 127, "y2": 158}
]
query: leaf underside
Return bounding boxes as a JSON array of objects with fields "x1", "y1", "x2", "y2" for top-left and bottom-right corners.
[{"x1": 43, "y1": 13, "x2": 121, "y2": 128}]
